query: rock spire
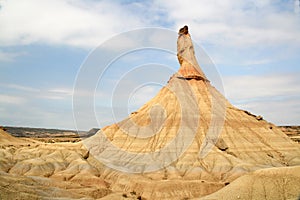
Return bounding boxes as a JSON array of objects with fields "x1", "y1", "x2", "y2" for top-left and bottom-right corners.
[{"x1": 177, "y1": 25, "x2": 208, "y2": 81}]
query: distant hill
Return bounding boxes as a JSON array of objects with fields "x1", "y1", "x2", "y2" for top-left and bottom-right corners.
[
  {"x1": 2, "y1": 126, "x2": 99, "y2": 142},
  {"x1": 279, "y1": 126, "x2": 300, "y2": 143}
]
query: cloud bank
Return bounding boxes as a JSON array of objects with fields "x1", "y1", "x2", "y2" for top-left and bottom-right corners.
[{"x1": 1, "y1": 0, "x2": 299, "y2": 49}]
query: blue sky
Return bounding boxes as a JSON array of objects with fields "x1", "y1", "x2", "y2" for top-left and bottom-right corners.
[{"x1": 0, "y1": 0, "x2": 300, "y2": 130}]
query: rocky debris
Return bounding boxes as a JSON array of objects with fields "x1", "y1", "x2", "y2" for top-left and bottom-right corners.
[
  {"x1": 256, "y1": 115, "x2": 263, "y2": 121},
  {"x1": 215, "y1": 138, "x2": 228, "y2": 151}
]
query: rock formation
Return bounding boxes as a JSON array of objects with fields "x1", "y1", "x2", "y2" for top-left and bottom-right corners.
[
  {"x1": 0, "y1": 26, "x2": 299, "y2": 200},
  {"x1": 177, "y1": 25, "x2": 207, "y2": 81},
  {"x1": 82, "y1": 25, "x2": 300, "y2": 199}
]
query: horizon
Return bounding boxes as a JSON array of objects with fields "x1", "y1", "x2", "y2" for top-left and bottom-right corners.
[
  {"x1": 1, "y1": 0, "x2": 300, "y2": 130},
  {"x1": 2, "y1": 123, "x2": 300, "y2": 133}
]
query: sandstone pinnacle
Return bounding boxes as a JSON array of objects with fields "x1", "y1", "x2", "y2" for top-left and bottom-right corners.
[{"x1": 177, "y1": 25, "x2": 208, "y2": 81}]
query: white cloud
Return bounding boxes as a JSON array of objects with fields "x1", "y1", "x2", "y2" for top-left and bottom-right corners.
[
  {"x1": 240, "y1": 58, "x2": 274, "y2": 66},
  {"x1": 222, "y1": 73, "x2": 300, "y2": 125},
  {"x1": 239, "y1": 98, "x2": 300, "y2": 125},
  {"x1": 0, "y1": 50, "x2": 26, "y2": 62},
  {"x1": 1, "y1": 0, "x2": 299, "y2": 50},
  {"x1": 0, "y1": 0, "x2": 144, "y2": 48},
  {"x1": 0, "y1": 102, "x2": 76, "y2": 129},
  {"x1": 155, "y1": 0, "x2": 300, "y2": 48},
  {"x1": 35, "y1": 88, "x2": 74, "y2": 100},
  {"x1": 0, "y1": 94, "x2": 25, "y2": 104},
  {"x1": 295, "y1": 0, "x2": 300, "y2": 14},
  {"x1": 223, "y1": 73, "x2": 300, "y2": 101},
  {"x1": 48, "y1": 88, "x2": 73, "y2": 96},
  {"x1": 4, "y1": 84, "x2": 40, "y2": 92},
  {"x1": 0, "y1": 83, "x2": 74, "y2": 101}
]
